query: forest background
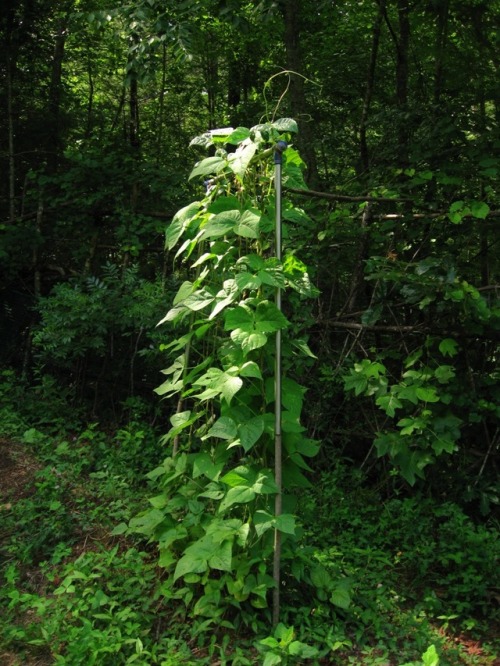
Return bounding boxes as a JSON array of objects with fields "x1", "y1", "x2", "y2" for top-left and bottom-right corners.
[{"x1": 0, "y1": 1, "x2": 499, "y2": 665}]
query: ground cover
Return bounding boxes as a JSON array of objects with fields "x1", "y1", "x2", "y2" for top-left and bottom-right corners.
[{"x1": 1, "y1": 418, "x2": 499, "y2": 665}]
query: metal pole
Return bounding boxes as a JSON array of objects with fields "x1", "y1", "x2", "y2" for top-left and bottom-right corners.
[{"x1": 272, "y1": 139, "x2": 287, "y2": 627}]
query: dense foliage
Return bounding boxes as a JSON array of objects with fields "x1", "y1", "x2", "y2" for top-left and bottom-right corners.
[{"x1": 1, "y1": 0, "x2": 499, "y2": 662}]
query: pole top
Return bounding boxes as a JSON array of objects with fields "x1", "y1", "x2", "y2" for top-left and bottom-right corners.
[{"x1": 273, "y1": 140, "x2": 288, "y2": 164}]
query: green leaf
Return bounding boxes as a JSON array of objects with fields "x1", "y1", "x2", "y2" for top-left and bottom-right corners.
[
  {"x1": 434, "y1": 365, "x2": 455, "y2": 383},
  {"x1": 226, "y1": 127, "x2": 251, "y2": 144},
  {"x1": 310, "y1": 564, "x2": 332, "y2": 589},
  {"x1": 201, "y1": 210, "x2": 240, "y2": 240},
  {"x1": 330, "y1": 582, "x2": 351, "y2": 609},
  {"x1": 275, "y1": 513, "x2": 295, "y2": 535},
  {"x1": 174, "y1": 552, "x2": 208, "y2": 581},
  {"x1": 288, "y1": 642, "x2": 319, "y2": 658},
  {"x1": 183, "y1": 288, "x2": 215, "y2": 311},
  {"x1": 471, "y1": 201, "x2": 490, "y2": 219},
  {"x1": 416, "y1": 387, "x2": 440, "y2": 403},
  {"x1": 272, "y1": 117, "x2": 298, "y2": 133},
  {"x1": 189, "y1": 156, "x2": 227, "y2": 180},
  {"x1": 234, "y1": 209, "x2": 261, "y2": 238},
  {"x1": 208, "y1": 539, "x2": 233, "y2": 571},
  {"x1": 438, "y1": 338, "x2": 458, "y2": 357},
  {"x1": 376, "y1": 394, "x2": 403, "y2": 417},
  {"x1": 166, "y1": 202, "x2": 201, "y2": 250},
  {"x1": 282, "y1": 163, "x2": 308, "y2": 190},
  {"x1": 239, "y1": 361, "x2": 262, "y2": 379},
  {"x1": 235, "y1": 272, "x2": 262, "y2": 291},
  {"x1": 219, "y1": 486, "x2": 256, "y2": 513},
  {"x1": 221, "y1": 468, "x2": 253, "y2": 487},
  {"x1": 228, "y1": 141, "x2": 257, "y2": 179},
  {"x1": 225, "y1": 304, "x2": 253, "y2": 331},
  {"x1": 232, "y1": 330, "x2": 268, "y2": 354},
  {"x1": 207, "y1": 195, "x2": 240, "y2": 214},
  {"x1": 192, "y1": 452, "x2": 225, "y2": 481},
  {"x1": 219, "y1": 375, "x2": 243, "y2": 404},
  {"x1": 239, "y1": 416, "x2": 265, "y2": 451},
  {"x1": 422, "y1": 644, "x2": 440, "y2": 666},
  {"x1": 205, "y1": 416, "x2": 238, "y2": 440},
  {"x1": 209, "y1": 279, "x2": 239, "y2": 320},
  {"x1": 253, "y1": 510, "x2": 274, "y2": 538},
  {"x1": 263, "y1": 652, "x2": 282, "y2": 666},
  {"x1": 128, "y1": 509, "x2": 165, "y2": 535}
]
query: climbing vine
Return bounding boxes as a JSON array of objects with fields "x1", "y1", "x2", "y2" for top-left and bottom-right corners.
[{"x1": 126, "y1": 119, "x2": 321, "y2": 632}]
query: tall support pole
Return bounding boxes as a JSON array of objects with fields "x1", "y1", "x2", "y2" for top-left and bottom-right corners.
[{"x1": 272, "y1": 140, "x2": 287, "y2": 627}]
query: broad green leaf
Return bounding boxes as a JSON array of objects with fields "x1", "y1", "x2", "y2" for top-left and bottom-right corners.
[
  {"x1": 170, "y1": 410, "x2": 191, "y2": 428},
  {"x1": 219, "y1": 486, "x2": 256, "y2": 512},
  {"x1": 275, "y1": 623, "x2": 294, "y2": 643},
  {"x1": 330, "y1": 584, "x2": 351, "y2": 609},
  {"x1": 174, "y1": 552, "x2": 208, "y2": 581},
  {"x1": 471, "y1": 201, "x2": 490, "y2": 219},
  {"x1": 263, "y1": 653, "x2": 282, "y2": 666},
  {"x1": 189, "y1": 156, "x2": 227, "y2": 180},
  {"x1": 148, "y1": 494, "x2": 168, "y2": 509},
  {"x1": 192, "y1": 452, "x2": 225, "y2": 481},
  {"x1": 205, "y1": 416, "x2": 238, "y2": 440},
  {"x1": 416, "y1": 387, "x2": 440, "y2": 403},
  {"x1": 344, "y1": 372, "x2": 368, "y2": 396},
  {"x1": 376, "y1": 394, "x2": 403, "y2": 417},
  {"x1": 439, "y1": 338, "x2": 458, "y2": 357},
  {"x1": 239, "y1": 416, "x2": 265, "y2": 451},
  {"x1": 234, "y1": 208, "x2": 261, "y2": 238},
  {"x1": 158, "y1": 526, "x2": 188, "y2": 549},
  {"x1": 221, "y1": 470, "x2": 252, "y2": 487},
  {"x1": 288, "y1": 642, "x2": 319, "y2": 658},
  {"x1": 228, "y1": 140, "x2": 257, "y2": 179},
  {"x1": 255, "y1": 300, "x2": 289, "y2": 332},
  {"x1": 434, "y1": 365, "x2": 455, "y2": 383},
  {"x1": 235, "y1": 272, "x2": 262, "y2": 291},
  {"x1": 253, "y1": 510, "x2": 274, "y2": 538},
  {"x1": 310, "y1": 564, "x2": 332, "y2": 589},
  {"x1": 128, "y1": 509, "x2": 165, "y2": 535},
  {"x1": 226, "y1": 127, "x2": 251, "y2": 144},
  {"x1": 166, "y1": 202, "x2": 201, "y2": 250},
  {"x1": 272, "y1": 117, "x2": 298, "y2": 133},
  {"x1": 282, "y1": 460, "x2": 312, "y2": 488},
  {"x1": 183, "y1": 288, "x2": 215, "y2": 311},
  {"x1": 225, "y1": 304, "x2": 253, "y2": 331},
  {"x1": 232, "y1": 329, "x2": 268, "y2": 354},
  {"x1": 282, "y1": 163, "x2": 307, "y2": 190},
  {"x1": 432, "y1": 436, "x2": 456, "y2": 455},
  {"x1": 239, "y1": 361, "x2": 262, "y2": 379},
  {"x1": 252, "y1": 471, "x2": 279, "y2": 494},
  {"x1": 219, "y1": 375, "x2": 243, "y2": 404},
  {"x1": 207, "y1": 195, "x2": 240, "y2": 214},
  {"x1": 275, "y1": 513, "x2": 295, "y2": 535},
  {"x1": 422, "y1": 644, "x2": 440, "y2": 666},
  {"x1": 209, "y1": 279, "x2": 239, "y2": 320},
  {"x1": 208, "y1": 539, "x2": 233, "y2": 571},
  {"x1": 200, "y1": 209, "x2": 240, "y2": 240}
]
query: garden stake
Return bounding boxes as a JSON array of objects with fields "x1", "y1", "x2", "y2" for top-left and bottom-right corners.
[{"x1": 272, "y1": 139, "x2": 287, "y2": 627}]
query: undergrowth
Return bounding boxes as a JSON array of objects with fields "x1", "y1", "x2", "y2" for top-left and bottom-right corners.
[{"x1": 0, "y1": 371, "x2": 499, "y2": 665}]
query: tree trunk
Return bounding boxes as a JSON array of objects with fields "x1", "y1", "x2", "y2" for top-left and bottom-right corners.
[
  {"x1": 395, "y1": 0, "x2": 410, "y2": 168},
  {"x1": 47, "y1": 9, "x2": 70, "y2": 170},
  {"x1": 433, "y1": 0, "x2": 450, "y2": 105},
  {"x1": 281, "y1": 0, "x2": 319, "y2": 186},
  {"x1": 6, "y1": 55, "x2": 16, "y2": 222},
  {"x1": 156, "y1": 43, "x2": 167, "y2": 164},
  {"x1": 359, "y1": 0, "x2": 386, "y2": 177}
]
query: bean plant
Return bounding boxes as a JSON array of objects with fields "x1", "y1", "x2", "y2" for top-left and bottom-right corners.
[{"x1": 126, "y1": 119, "x2": 321, "y2": 633}]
